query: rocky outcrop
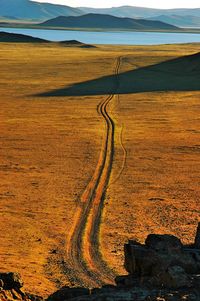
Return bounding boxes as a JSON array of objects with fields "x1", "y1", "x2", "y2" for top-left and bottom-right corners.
[
  {"x1": 46, "y1": 223, "x2": 200, "y2": 300},
  {"x1": 0, "y1": 272, "x2": 43, "y2": 301},
  {"x1": 123, "y1": 224, "x2": 200, "y2": 289},
  {"x1": 2, "y1": 223, "x2": 200, "y2": 301}
]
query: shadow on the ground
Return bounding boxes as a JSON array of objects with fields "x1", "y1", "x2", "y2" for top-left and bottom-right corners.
[{"x1": 36, "y1": 52, "x2": 200, "y2": 97}]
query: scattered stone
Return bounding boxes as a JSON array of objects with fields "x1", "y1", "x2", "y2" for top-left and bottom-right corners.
[{"x1": 50, "y1": 249, "x2": 57, "y2": 254}]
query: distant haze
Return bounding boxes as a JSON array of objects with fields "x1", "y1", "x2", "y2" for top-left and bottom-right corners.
[
  {"x1": 2, "y1": 0, "x2": 200, "y2": 26},
  {"x1": 34, "y1": 0, "x2": 200, "y2": 9}
]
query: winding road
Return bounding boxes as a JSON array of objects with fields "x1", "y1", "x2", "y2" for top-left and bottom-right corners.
[{"x1": 66, "y1": 57, "x2": 121, "y2": 287}]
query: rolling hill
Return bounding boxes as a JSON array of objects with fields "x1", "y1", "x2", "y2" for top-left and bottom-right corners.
[
  {"x1": 1, "y1": 0, "x2": 200, "y2": 28},
  {"x1": 0, "y1": 31, "x2": 96, "y2": 47},
  {"x1": 147, "y1": 15, "x2": 200, "y2": 28},
  {"x1": 0, "y1": 0, "x2": 82, "y2": 20},
  {"x1": 79, "y1": 6, "x2": 200, "y2": 19},
  {"x1": 40, "y1": 13, "x2": 178, "y2": 30},
  {"x1": 0, "y1": 31, "x2": 49, "y2": 42}
]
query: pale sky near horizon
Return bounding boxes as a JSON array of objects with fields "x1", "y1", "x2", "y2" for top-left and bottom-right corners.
[{"x1": 34, "y1": 0, "x2": 200, "y2": 8}]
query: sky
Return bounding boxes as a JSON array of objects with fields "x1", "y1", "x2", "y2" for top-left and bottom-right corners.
[{"x1": 34, "y1": 0, "x2": 200, "y2": 8}]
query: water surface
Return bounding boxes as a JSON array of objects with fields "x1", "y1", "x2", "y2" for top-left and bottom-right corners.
[{"x1": 1, "y1": 27, "x2": 200, "y2": 45}]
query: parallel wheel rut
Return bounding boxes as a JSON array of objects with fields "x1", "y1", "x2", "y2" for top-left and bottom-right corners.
[{"x1": 65, "y1": 57, "x2": 122, "y2": 287}]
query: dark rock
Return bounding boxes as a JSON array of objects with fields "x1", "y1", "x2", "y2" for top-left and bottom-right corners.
[
  {"x1": 124, "y1": 243, "x2": 160, "y2": 276},
  {"x1": 0, "y1": 272, "x2": 23, "y2": 290},
  {"x1": 145, "y1": 234, "x2": 182, "y2": 253},
  {"x1": 194, "y1": 222, "x2": 200, "y2": 248},
  {"x1": 2, "y1": 224, "x2": 200, "y2": 300},
  {"x1": 124, "y1": 244, "x2": 165, "y2": 277},
  {"x1": 47, "y1": 286, "x2": 90, "y2": 301},
  {"x1": 176, "y1": 251, "x2": 200, "y2": 274},
  {"x1": 124, "y1": 225, "x2": 200, "y2": 289},
  {"x1": 50, "y1": 249, "x2": 57, "y2": 254},
  {"x1": 115, "y1": 275, "x2": 138, "y2": 287},
  {"x1": 0, "y1": 279, "x2": 3, "y2": 288},
  {"x1": 128, "y1": 239, "x2": 143, "y2": 247},
  {"x1": 0, "y1": 272, "x2": 44, "y2": 301},
  {"x1": 192, "y1": 274, "x2": 200, "y2": 287},
  {"x1": 160, "y1": 265, "x2": 191, "y2": 288}
]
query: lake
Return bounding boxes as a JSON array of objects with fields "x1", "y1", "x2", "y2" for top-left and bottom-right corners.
[{"x1": 1, "y1": 27, "x2": 200, "y2": 45}]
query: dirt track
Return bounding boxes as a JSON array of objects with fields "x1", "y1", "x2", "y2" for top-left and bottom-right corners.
[{"x1": 65, "y1": 57, "x2": 121, "y2": 287}]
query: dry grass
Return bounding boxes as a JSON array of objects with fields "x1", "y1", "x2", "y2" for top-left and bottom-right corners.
[{"x1": 0, "y1": 42, "x2": 200, "y2": 296}]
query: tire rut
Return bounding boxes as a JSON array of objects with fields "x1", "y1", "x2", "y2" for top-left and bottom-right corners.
[{"x1": 65, "y1": 57, "x2": 121, "y2": 288}]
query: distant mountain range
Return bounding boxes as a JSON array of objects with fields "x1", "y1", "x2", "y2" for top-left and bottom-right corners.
[
  {"x1": 79, "y1": 6, "x2": 200, "y2": 19},
  {"x1": 41, "y1": 13, "x2": 178, "y2": 30},
  {"x1": 0, "y1": 0, "x2": 82, "y2": 20},
  {"x1": 147, "y1": 15, "x2": 200, "y2": 28},
  {"x1": 0, "y1": 0, "x2": 200, "y2": 28}
]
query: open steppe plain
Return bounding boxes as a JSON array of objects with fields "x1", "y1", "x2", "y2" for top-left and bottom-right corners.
[{"x1": 0, "y1": 41, "x2": 200, "y2": 297}]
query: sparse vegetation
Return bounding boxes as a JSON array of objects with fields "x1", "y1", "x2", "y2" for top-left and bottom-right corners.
[{"x1": 0, "y1": 41, "x2": 200, "y2": 298}]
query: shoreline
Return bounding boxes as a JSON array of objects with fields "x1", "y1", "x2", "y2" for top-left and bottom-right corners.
[{"x1": 1, "y1": 23, "x2": 200, "y2": 34}]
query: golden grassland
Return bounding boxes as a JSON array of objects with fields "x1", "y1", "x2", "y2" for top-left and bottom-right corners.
[{"x1": 0, "y1": 42, "x2": 200, "y2": 296}]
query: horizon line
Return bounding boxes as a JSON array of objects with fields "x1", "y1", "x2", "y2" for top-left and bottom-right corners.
[{"x1": 32, "y1": 1, "x2": 200, "y2": 10}]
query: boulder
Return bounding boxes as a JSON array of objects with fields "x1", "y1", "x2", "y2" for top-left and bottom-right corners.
[
  {"x1": 124, "y1": 243, "x2": 160, "y2": 276},
  {"x1": 124, "y1": 227, "x2": 200, "y2": 289},
  {"x1": 0, "y1": 272, "x2": 23, "y2": 290},
  {"x1": 145, "y1": 234, "x2": 182, "y2": 253}
]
